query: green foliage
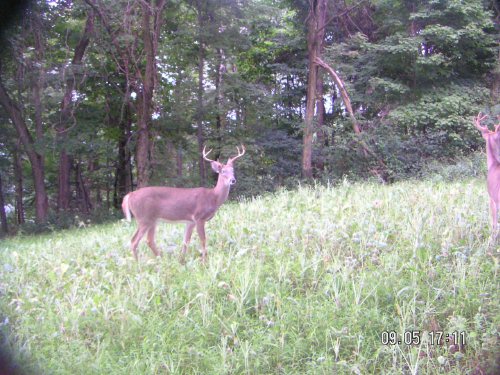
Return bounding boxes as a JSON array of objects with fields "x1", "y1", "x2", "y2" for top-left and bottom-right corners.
[
  {"x1": 322, "y1": 0, "x2": 497, "y2": 180},
  {"x1": 0, "y1": 178, "x2": 499, "y2": 373},
  {"x1": 386, "y1": 81, "x2": 490, "y2": 156},
  {"x1": 418, "y1": 152, "x2": 486, "y2": 181}
]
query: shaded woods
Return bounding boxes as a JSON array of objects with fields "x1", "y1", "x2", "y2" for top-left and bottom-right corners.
[{"x1": 0, "y1": 0, "x2": 498, "y2": 233}]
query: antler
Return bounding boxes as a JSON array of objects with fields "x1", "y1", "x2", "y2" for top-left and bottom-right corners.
[
  {"x1": 202, "y1": 145, "x2": 216, "y2": 162},
  {"x1": 228, "y1": 144, "x2": 246, "y2": 164},
  {"x1": 474, "y1": 112, "x2": 490, "y2": 133}
]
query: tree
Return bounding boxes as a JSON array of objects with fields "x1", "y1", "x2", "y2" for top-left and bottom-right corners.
[
  {"x1": 56, "y1": 10, "x2": 95, "y2": 210},
  {"x1": 0, "y1": 66, "x2": 49, "y2": 223},
  {"x1": 136, "y1": 0, "x2": 166, "y2": 188},
  {"x1": 85, "y1": 0, "x2": 166, "y2": 188},
  {"x1": 300, "y1": 0, "x2": 386, "y2": 179},
  {"x1": 302, "y1": 0, "x2": 327, "y2": 178},
  {"x1": 0, "y1": 171, "x2": 8, "y2": 235},
  {"x1": 0, "y1": 4, "x2": 52, "y2": 223}
]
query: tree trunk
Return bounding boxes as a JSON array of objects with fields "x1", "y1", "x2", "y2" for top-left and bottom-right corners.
[
  {"x1": 196, "y1": 43, "x2": 206, "y2": 185},
  {"x1": 32, "y1": 14, "x2": 44, "y2": 143},
  {"x1": 75, "y1": 162, "x2": 92, "y2": 214},
  {"x1": 135, "y1": 0, "x2": 166, "y2": 188},
  {"x1": 0, "y1": 72, "x2": 48, "y2": 223},
  {"x1": 57, "y1": 151, "x2": 73, "y2": 210},
  {"x1": 96, "y1": 186, "x2": 102, "y2": 207},
  {"x1": 113, "y1": 104, "x2": 133, "y2": 209},
  {"x1": 302, "y1": 0, "x2": 327, "y2": 178},
  {"x1": 135, "y1": 93, "x2": 151, "y2": 188},
  {"x1": 215, "y1": 48, "x2": 224, "y2": 160},
  {"x1": 314, "y1": 69, "x2": 326, "y2": 173},
  {"x1": 86, "y1": 159, "x2": 96, "y2": 209},
  {"x1": 13, "y1": 146, "x2": 25, "y2": 225},
  {"x1": 57, "y1": 12, "x2": 94, "y2": 210},
  {"x1": 302, "y1": 61, "x2": 317, "y2": 178},
  {"x1": 176, "y1": 145, "x2": 183, "y2": 178},
  {"x1": 0, "y1": 172, "x2": 8, "y2": 235},
  {"x1": 196, "y1": 0, "x2": 207, "y2": 185}
]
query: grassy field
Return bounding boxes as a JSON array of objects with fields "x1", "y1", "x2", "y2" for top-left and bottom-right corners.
[{"x1": 0, "y1": 178, "x2": 499, "y2": 374}]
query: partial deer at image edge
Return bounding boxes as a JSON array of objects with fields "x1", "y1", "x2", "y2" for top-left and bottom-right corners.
[{"x1": 474, "y1": 113, "x2": 500, "y2": 238}]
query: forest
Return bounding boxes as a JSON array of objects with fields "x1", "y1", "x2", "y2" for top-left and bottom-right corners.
[{"x1": 0, "y1": 0, "x2": 497, "y2": 233}]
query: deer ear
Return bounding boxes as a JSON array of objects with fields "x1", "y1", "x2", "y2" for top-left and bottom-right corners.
[{"x1": 211, "y1": 161, "x2": 222, "y2": 173}]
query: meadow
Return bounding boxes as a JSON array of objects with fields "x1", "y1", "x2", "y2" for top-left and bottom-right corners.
[{"x1": 0, "y1": 178, "x2": 498, "y2": 374}]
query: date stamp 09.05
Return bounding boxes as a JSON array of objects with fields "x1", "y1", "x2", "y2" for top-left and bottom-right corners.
[{"x1": 381, "y1": 330, "x2": 466, "y2": 346}]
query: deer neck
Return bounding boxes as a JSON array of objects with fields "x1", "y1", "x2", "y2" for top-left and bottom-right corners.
[
  {"x1": 486, "y1": 137, "x2": 500, "y2": 171},
  {"x1": 212, "y1": 175, "x2": 231, "y2": 206}
]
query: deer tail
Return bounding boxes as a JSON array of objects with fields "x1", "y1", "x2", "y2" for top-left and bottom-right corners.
[{"x1": 122, "y1": 193, "x2": 132, "y2": 222}]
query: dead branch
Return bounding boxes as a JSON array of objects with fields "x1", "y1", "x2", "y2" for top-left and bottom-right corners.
[{"x1": 314, "y1": 56, "x2": 389, "y2": 181}]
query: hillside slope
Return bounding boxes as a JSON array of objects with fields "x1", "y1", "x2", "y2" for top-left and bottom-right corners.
[{"x1": 0, "y1": 179, "x2": 498, "y2": 374}]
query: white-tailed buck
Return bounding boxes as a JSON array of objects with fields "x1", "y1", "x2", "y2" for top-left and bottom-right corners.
[
  {"x1": 474, "y1": 113, "x2": 500, "y2": 235},
  {"x1": 122, "y1": 145, "x2": 246, "y2": 261}
]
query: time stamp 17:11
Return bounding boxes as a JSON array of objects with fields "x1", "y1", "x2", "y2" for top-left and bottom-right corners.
[{"x1": 381, "y1": 331, "x2": 466, "y2": 346}]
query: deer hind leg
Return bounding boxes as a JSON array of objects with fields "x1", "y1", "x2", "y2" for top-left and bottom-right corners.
[
  {"x1": 490, "y1": 198, "x2": 498, "y2": 238},
  {"x1": 146, "y1": 222, "x2": 161, "y2": 257},
  {"x1": 181, "y1": 222, "x2": 196, "y2": 261},
  {"x1": 196, "y1": 221, "x2": 207, "y2": 263},
  {"x1": 130, "y1": 224, "x2": 149, "y2": 260}
]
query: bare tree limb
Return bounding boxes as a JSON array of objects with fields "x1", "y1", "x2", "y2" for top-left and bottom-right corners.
[
  {"x1": 314, "y1": 56, "x2": 389, "y2": 181},
  {"x1": 314, "y1": 56, "x2": 360, "y2": 133}
]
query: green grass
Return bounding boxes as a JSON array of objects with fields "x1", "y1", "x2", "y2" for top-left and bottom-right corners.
[{"x1": 0, "y1": 178, "x2": 499, "y2": 374}]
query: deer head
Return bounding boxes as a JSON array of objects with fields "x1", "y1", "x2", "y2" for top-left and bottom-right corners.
[{"x1": 202, "y1": 144, "x2": 246, "y2": 187}]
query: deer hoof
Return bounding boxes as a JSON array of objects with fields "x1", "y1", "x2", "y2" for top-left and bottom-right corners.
[{"x1": 179, "y1": 254, "x2": 187, "y2": 265}]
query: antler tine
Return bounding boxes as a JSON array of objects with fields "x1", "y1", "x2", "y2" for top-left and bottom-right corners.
[
  {"x1": 474, "y1": 112, "x2": 489, "y2": 132},
  {"x1": 202, "y1": 145, "x2": 215, "y2": 162},
  {"x1": 228, "y1": 144, "x2": 246, "y2": 163}
]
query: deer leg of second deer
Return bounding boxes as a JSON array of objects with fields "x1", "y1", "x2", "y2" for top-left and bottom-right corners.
[
  {"x1": 196, "y1": 221, "x2": 207, "y2": 262},
  {"x1": 130, "y1": 224, "x2": 149, "y2": 260},
  {"x1": 146, "y1": 223, "x2": 161, "y2": 257},
  {"x1": 490, "y1": 198, "x2": 498, "y2": 238}
]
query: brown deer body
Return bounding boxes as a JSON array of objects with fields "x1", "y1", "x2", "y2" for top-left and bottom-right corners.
[
  {"x1": 122, "y1": 145, "x2": 245, "y2": 261},
  {"x1": 474, "y1": 113, "x2": 500, "y2": 234}
]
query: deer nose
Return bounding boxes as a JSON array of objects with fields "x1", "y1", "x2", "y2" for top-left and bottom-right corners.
[{"x1": 230, "y1": 178, "x2": 236, "y2": 185}]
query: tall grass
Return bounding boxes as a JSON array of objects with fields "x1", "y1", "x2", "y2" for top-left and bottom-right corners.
[{"x1": 0, "y1": 178, "x2": 498, "y2": 374}]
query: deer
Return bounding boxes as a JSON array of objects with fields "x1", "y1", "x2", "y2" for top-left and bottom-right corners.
[
  {"x1": 474, "y1": 113, "x2": 500, "y2": 236},
  {"x1": 122, "y1": 145, "x2": 246, "y2": 261}
]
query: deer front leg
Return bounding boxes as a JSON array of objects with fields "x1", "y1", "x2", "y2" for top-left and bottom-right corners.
[
  {"x1": 196, "y1": 221, "x2": 207, "y2": 263},
  {"x1": 181, "y1": 222, "x2": 196, "y2": 262}
]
